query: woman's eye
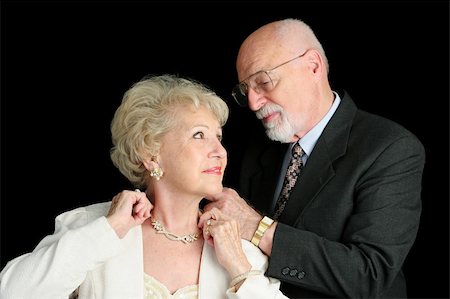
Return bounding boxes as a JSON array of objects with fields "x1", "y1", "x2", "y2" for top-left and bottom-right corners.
[
  {"x1": 193, "y1": 132, "x2": 205, "y2": 139},
  {"x1": 217, "y1": 134, "x2": 223, "y2": 142}
]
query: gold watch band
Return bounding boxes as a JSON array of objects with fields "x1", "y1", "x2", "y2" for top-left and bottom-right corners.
[{"x1": 251, "y1": 216, "x2": 274, "y2": 247}]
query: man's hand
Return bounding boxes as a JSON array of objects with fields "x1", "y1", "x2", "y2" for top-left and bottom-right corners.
[{"x1": 203, "y1": 187, "x2": 261, "y2": 241}]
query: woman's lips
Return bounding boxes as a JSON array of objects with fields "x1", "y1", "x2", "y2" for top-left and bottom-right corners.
[{"x1": 203, "y1": 166, "x2": 222, "y2": 175}]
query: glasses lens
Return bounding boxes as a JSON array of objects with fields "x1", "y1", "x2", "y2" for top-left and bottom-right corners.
[
  {"x1": 231, "y1": 83, "x2": 248, "y2": 107},
  {"x1": 231, "y1": 72, "x2": 273, "y2": 107},
  {"x1": 252, "y1": 72, "x2": 273, "y2": 94}
]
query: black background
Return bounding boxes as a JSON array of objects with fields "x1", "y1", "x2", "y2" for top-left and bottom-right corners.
[{"x1": 1, "y1": 1, "x2": 449, "y2": 298}]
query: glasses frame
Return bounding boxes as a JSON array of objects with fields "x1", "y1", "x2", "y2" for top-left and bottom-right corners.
[{"x1": 231, "y1": 49, "x2": 310, "y2": 107}]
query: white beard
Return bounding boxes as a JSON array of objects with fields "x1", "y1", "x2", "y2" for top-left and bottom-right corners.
[{"x1": 256, "y1": 103, "x2": 295, "y2": 143}]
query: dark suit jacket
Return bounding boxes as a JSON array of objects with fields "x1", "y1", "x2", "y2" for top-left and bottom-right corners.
[{"x1": 238, "y1": 91, "x2": 425, "y2": 298}]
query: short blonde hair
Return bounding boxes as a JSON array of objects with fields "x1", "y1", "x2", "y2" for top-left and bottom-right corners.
[{"x1": 110, "y1": 74, "x2": 229, "y2": 188}]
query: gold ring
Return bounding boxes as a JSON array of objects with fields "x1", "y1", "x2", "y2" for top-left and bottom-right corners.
[{"x1": 206, "y1": 219, "x2": 212, "y2": 226}]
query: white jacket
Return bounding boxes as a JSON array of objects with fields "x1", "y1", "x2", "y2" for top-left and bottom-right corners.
[{"x1": 0, "y1": 202, "x2": 288, "y2": 299}]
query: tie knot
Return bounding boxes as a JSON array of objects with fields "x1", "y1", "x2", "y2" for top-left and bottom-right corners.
[{"x1": 292, "y1": 143, "x2": 303, "y2": 159}]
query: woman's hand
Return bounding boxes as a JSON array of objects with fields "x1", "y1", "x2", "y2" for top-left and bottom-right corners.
[
  {"x1": 107, "y1": 190, "x2": 152, "y2": 238},
  {"x1": 198, "y1": 207, "x2": 251, "y2": 279}
]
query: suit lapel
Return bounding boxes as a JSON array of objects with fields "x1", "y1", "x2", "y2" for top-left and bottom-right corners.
[
  {"x1": 279, "y1": 137, "x2": 335, "y2": 224},
  {"x1": 279, "y1": 92, "x2": 357, "y2": 224}
]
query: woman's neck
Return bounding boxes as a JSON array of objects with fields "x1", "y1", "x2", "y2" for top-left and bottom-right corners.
[{"x1": 147, "y1": 190, "x2": 202, "y2": 234}]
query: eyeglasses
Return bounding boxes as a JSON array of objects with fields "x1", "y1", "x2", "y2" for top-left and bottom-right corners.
[{"x1": 231, "y1": 50, "x2": 309, "y2": 107}]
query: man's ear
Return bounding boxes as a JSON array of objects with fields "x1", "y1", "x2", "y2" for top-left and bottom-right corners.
[{"x1": 308, "y1": 49, "x2": 324, "y2": 76}]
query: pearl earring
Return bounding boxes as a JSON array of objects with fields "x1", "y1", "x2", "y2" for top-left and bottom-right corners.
[{"x1": 150, "y1": 166, "x2": 163, "y2": 180}]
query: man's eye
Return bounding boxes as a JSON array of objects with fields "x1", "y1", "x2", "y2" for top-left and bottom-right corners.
[
  {"x1": 254, "y1": 75, "x2": 271, "y2": 88},
  {"x1": 193, "y1": 132, "x2": 205, "y2": 139},
  {"x1": 257, "y1": 80, "x2": 271, "y2": 86}
]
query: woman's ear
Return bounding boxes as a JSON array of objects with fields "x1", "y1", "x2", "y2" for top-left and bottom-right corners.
[
  {"x1": 142, "y1": 156, "x2": 159, "y2": 171},
  {"x1": 144, "y1": 156, "x2": 164, "y2": 181}
]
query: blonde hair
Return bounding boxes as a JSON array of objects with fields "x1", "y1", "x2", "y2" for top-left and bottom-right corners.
[{"x1": 110, "y1": 74, "x2": 229, "y2": 188}]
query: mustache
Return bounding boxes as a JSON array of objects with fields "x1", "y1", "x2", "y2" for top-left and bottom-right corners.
[{"x1": 255, "y1": 102, "x2": 283, "y2": 120}]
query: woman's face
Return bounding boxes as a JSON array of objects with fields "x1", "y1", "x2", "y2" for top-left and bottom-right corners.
[{"x1": 158, "y1": 105, "x2": 227, "y2": 197}]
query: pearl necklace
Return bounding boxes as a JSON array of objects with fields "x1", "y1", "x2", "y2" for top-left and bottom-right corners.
[{"x1": 150, "y1": 217, "x2": 201, "y2": 244}]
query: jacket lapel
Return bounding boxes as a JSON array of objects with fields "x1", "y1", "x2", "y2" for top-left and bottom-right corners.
[
  {"x1": 198, "y1": 242, "x2": 229, "y2": 299},
  {"x1": 279, "y1": 91, "x2": 357, "y2": 225},
  {"x1": 88, "y1": 224, "x2": 144, "y2": 298},
  {"x1": 108, "y1": 225, "x2": 144, "y2": 298},
  {"x1": 279, "y1": 137, "x2": 335, "y2": 224}
]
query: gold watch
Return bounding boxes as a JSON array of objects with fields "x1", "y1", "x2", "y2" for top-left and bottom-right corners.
[{"x1": 251, "y1": 216, "x2": 274, "y2": 247}]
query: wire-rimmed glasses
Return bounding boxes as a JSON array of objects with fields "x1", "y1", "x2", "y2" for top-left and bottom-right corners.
[{"x1": 231, "y1": 50, "x2": 309, "y2": 107}]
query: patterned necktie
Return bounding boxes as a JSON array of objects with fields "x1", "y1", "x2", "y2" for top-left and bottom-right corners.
[{"x1": 273, "y1": 143, "x2": 304, "y2": 220}]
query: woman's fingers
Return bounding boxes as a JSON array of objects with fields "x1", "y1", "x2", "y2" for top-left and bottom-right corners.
[
  {"x1": 107, "y1": 189, "x2": 152, "y2": 238},
  {"x1": 198, "y1": 207, "x2": 225, "y2": 228}
]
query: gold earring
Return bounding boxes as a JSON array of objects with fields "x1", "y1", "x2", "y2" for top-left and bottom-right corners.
[{"x1": 150, "y1": 167, "x2": 163, "y2": 181}]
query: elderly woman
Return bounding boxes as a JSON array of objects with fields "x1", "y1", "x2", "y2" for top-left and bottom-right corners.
[{"x1": 0, "y1": 74, "x2": 288, "y2": 299}]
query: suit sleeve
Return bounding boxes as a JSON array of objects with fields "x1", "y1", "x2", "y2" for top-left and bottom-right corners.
[{"x1": 0, "y1": 204, "x2": 123, "y2": 299}]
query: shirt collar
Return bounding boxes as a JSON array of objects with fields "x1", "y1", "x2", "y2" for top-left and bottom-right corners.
[{"x1": 297, "y1": 91, "x2": 341, "y2": 158}]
